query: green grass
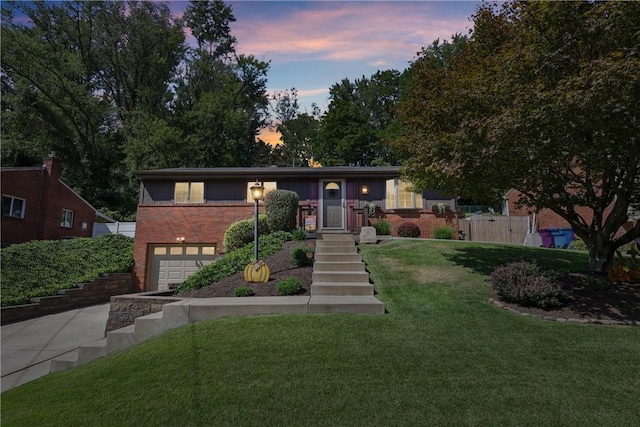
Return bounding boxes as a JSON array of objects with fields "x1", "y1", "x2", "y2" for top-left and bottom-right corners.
[{"x1": 2, "y1": 240, "x2": 639, "y2": 426}]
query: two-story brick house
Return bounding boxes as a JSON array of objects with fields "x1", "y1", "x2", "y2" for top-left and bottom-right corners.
[
  {"x1": 1, "y1": 152, "x2": 113, "y2": 247},
  {"x1": 133, "y1": 166, "x2": 458, "y2": 291}
]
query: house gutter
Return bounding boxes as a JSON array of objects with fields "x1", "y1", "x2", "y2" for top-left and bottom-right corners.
[{"x1": 134, "y1": 166, "x2": 402, "y2": 181}]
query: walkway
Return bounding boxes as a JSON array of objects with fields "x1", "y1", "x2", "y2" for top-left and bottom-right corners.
[{"x1": 1, "y1": 303, "x2": 110, "y2": 392}]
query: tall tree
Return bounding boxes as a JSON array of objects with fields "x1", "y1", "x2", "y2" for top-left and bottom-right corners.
[
  {"x1": 396, "y1": 1, "x2": 640, "y2": 272},
  {"x1": 1, "y1": 1, "x2": 186, "y2": 216},
  {"x1": 315, "y1": 70, "x2": 405, "y2": 166},
  {"x1": 170, "y1": 0, "x2": 271, "y2": 168},
  {"x1": 1, "y1": 0, "x2": 272, "y2": 216},
  {"x1": 270, "y1": 88, "x2": 320, "y2": 167}
]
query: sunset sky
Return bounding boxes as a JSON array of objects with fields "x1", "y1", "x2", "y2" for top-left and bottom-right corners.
[
  {"x1": 12, "y1": 1, "x2": 482, "y2": 145},
  {"x1": 170, "y1": 1, "x2": 481, "y2": 144}
]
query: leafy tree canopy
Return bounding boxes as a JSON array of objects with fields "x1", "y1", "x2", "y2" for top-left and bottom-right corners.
[
  {"x1": 396, "y1": 1, "x2": 640, "y2": 271},
  {"x1": 314, "y1": 70, "x2": 409, "y2": 166},
  {"x1": 1, "y1": 0, "x2": 271, "y2": 219}
]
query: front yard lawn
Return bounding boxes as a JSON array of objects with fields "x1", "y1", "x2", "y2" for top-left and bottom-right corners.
[{"x1": 2, "y1": 240, "x2": 638, "y2": 426}]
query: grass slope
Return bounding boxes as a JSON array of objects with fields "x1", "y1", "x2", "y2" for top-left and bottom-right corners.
[{"x1": 2, "y1": 240, "x2": 639, "y2": 426}]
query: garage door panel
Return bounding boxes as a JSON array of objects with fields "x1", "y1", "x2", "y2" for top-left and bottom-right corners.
[{"x1": 148, "y1": 245, "x2": 217, "y2": 291}]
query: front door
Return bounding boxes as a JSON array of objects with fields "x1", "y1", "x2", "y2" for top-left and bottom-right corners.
[{"x1": 321, "y1": 180, "x2": 345, "y2": 229}]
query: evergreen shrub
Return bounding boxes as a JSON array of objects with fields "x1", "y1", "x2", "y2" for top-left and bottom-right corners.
[
  {"x1": 264, "y1": 189, "x2": 299, "y2": 232},
  {"x1": 290, "y1": 246, "x2": 314, "y2": 266},
  {"x1": 277, "y1": 277, "x2": 303, "y2": 296},
  {"x1": 223, "y1": 214, "x2": 269, "y2": 252},
  {"x1": 433, "y1": 226, "x2": 454, "y2": 239},
  {"x1": 234, "y1": 286, "x2": 254, "y2": 297}
]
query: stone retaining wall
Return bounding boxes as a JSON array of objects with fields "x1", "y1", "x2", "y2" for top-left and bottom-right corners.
[
  {"x1": 1, "y1": 273, "x2": 134, "y2": 325},
  {"x1": 105, "y1": 291, "x2": 184, "y2": 333}
]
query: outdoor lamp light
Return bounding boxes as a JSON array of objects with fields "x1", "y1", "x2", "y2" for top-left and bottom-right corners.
[
  {"x1": 361, "y1": 185, "x2": 369, "y2": 195},
  {"x1": 250, "y1": 181, "x2": 264, "y2": 261},
  {"x1": 250, "y1": 181, "x2": 264, "y2": 202}
]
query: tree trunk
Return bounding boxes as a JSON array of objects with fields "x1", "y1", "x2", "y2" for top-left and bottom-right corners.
[{"x1": 587, "y1": 237, "x2": 615, "y2": 273}]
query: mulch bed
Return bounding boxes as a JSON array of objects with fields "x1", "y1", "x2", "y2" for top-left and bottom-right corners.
[
  {"x1": 178, "y1": 240, "x2": 315, "y2": 298},
  {"x1": 491, "y1": 272, "x2": 640, "y2": 324}
]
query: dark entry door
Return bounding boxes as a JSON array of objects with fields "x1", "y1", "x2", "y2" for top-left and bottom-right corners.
[{"x1": 322, "y1": 180, "x2": 344, "y2": 229}]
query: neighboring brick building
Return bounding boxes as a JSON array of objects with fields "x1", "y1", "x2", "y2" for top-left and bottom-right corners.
[
  {"x1": 1, "y1": 152, "x2": 112, "y2": 247},
  {"x1": 133, "y1": 167, "x2": 458, "y2": 291},
  {"x1": 503, "y1": 188, "x2": 637, "y2": 239}
]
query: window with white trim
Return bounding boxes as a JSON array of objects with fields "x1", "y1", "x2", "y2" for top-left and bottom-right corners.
[
  {"x1": 174, "y1": 182, "x2": 204, "y2": 203},
  {"x1": 386, "y1": 179, "x2": 423, "y2": 209},
  {"x1": 61, "y1": 209, "x2": 74, "y2": 228},
  {"x1": 246, "y1": 181, "x2": 277, "y2": 203},
  {"x1": 2, "y1": 195, "x2": 26, "y2": 219}
]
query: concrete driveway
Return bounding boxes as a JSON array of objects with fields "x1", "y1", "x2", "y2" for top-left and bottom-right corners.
[{"x1": 1, "y1": 303, "x2": 110, "y2": 392}]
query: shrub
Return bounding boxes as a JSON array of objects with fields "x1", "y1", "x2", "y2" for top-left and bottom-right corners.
[
  {"x1": 291, "y1": 227, "x2": 307, "y2": 241},
  {"x1": 223, "y1": 214, "x2": 269, "y2": 252},
  {"x1": 264, "y1": 189, "x2": 299, "y2": 232},
  {"x1": 489, "y1": 261, "x2": 567, "y2": 308},
  {"x1": 290, "y1": 246, "x2": 314, "y2": 266},
  {"x1": 277, "y1": 277, "x2": 303, "y2": 296},
  {"x1": 433, "y1": 226, "x2": 454, "y2": 240},
  {"x1": 572, "y1": 238, "x2": 587, "y2": 251},
  {"x1": 397, "y1": 222, "x2": 421, "y2": 238},
  {"x1": 1, "y1": 234, "x2": 134, "y2": 307},
  {"x1": 175, "y1": 231, "x2": 291, "y2": 293},
  {"x1": 234, "y1": 286, "x2": 254, "y2": 297},
  {"x1": 373, "y1": 219, "x2": 392, "y2": 235}
]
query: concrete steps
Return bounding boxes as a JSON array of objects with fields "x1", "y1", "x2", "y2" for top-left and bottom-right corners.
[
  {"x1": 310, "y1": 233, "x2": 384, "y2": 312},
  {"x1": 48, "y1": 233, "x2": 384, "y2": 374},
  {"x1": 308, "y1": 296, "x2": 385, "y2": 314}
]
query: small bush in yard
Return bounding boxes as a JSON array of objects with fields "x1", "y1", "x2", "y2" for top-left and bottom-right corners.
[
  {"x1": 277, "y1": 278, "x2": 303, "y2": 296},
  {"x1": 489, "y1": 261, "x2": 567, "y2": 308},
  {"x1": 234, "y1": 286, "x2": 254, "y2": 297},
  {"x1": 373, "y1": 219, "x2": 392, "y2": 235},
  {"x1": 291, "y1": 227, "x2": 307, "y2": 241},
  {"x1": 291, "y1": 246, "x2": 314, "y2": 266},
  {"x1": 572, "y1": 238, "x2": 587, "y2": 251},
  {"x1": 264, "y1": 189, "x2": 299, "y2": 232},
  {"x1": 397, "y1": 222, "x2": 421, "y2": 238},
  {"x1": 223, "y1": 214, "x2": 269, "y2": 252},
  {"x1": 433, "y1": 226, "x2": 454, "y2": 240}
]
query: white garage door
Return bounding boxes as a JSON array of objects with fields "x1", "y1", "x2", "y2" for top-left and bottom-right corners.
[{"x1": 148, "y1": 245, "x2": 217, "y2": 291}]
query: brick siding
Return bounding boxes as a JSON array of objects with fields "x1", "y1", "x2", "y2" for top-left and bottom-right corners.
[
  {"x1": 1, "y1": 156, "x2": 95, "y2": 246},
  {"x1": 133, "y1": 203, "x2": 256, "y2": 290}
]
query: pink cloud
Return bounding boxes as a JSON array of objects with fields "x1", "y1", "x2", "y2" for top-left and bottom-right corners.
[{"x1": 231, "y1": 2, "x2": 473, "y2": 64}]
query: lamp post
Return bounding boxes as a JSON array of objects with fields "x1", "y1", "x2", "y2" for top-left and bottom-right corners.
[{"x1": 250, "y1": 181, "x2": 264, "y2": 261}]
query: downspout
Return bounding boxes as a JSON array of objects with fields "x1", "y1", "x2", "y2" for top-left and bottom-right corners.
[{"x1": 35, "y1": 164, "x2": 47, "y2": 240}]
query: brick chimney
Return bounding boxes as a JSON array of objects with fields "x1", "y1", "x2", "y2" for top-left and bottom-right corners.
[{"x1": 42, "y1": 151, "x2": 61, "y2": 179}]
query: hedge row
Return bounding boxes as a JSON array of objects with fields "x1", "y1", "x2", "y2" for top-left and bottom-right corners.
[{"x1": 1, "y1": 234, "x2": 134, "y2": 307}]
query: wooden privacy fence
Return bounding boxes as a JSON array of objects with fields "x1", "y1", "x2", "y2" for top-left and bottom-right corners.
[{"x1": 459, "y1": 215, "x2": 529, "y2": 245}]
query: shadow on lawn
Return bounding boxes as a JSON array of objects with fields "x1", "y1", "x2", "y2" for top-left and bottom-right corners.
[
  {"x1": 445, "y1": 245, "x2": 640, "y2": 323},
  {"x1": 444, "y1": 245, "x2": 588, "y2": 276}
]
